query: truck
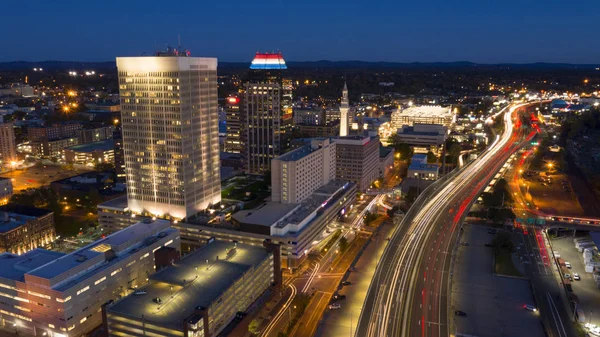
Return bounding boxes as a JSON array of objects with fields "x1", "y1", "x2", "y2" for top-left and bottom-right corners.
[
  {"x1": 557, "y1": 258, "x2": 566, "y2": 268},
  {"x1": 578, "y1": 242, "x2": 596, "y2": 252},
  {"x1": 575, "y1": 240, "x2": 593, "y2": 249}
]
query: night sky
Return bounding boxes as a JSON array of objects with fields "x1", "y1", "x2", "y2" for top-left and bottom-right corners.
[{"x1": 3, "y1": 0, "x2": 599, "y2": 63}]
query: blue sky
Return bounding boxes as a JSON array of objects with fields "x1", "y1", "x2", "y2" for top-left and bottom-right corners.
[{"x1": 2, "y1": 0, "x2": 599, "y2": 63}]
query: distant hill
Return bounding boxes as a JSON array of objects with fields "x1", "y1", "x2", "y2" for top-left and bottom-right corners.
[{"x1": 0, "y1": 60, "x2": 598, "y2": 71}]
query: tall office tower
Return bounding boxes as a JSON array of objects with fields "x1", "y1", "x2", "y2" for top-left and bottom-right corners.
[
  {"x1": 0, "y1": 122, "x2": 16, "y2": 167},
  {"x1": 339, "y1": 82, "x2": 349, "y2": 136},
  {"x1": 243, "y1": 52, "x2": 293, "y2": 174},
  {"x1": 116, "y1": 51, "x2": 221, "y2": 220},
  {"x1": 224, "y1": 95, "x2": 242, "y2": 153}
]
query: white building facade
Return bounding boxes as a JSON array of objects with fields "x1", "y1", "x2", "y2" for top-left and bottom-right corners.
[
  {"x1": 271, "y1": 138, "x2": 336, "y2": 203},
  {"x1": 117, "y1": 55, "x2": 221, "y2": 220}
]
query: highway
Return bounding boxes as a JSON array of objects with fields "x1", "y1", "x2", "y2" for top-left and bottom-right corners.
[{"x1": 355, "y1": 103, "x2": 534, "y2": 337}]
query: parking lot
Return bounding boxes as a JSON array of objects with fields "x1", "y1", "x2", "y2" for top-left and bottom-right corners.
[
  {"x1": 452, "y1": 224, "x2": 544, "y2": 337},
  {"x1": 524, "y1": 172, "x2": 585, "y2": 216},
  {"x1": 550, "y1": 235, "x2": 600, "y2": 326},
  {"x1": 0, "y1": 164, "x2": 93, "y2": 192}
]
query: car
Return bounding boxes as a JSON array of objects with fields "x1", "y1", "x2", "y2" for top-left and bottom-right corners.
[
  {"x1": 329, "y1": 303, "x2": 341, "y2": 310},
  {"x1": 542, "y1": 182, "x2": 548, "y2": 186},
  {"x1": 574, "y1": 273, "x2": 581, "y2": 281},
  {"x1": 524, "y1": 304, "x2": 537, "y2": 312},
  {"x1": 341, "y1": 281, "x2": 351, "y2": 286},
  {"x1": 454, "y1": 310, "x2": 467, "y2": 316},
  {"x1": 564, "y1": 273, "x2": 571, "y2": 280},
  {"x1": 461, "y1": 242, "x2": 469, "y2": 246},
  {"x1": 333, "y1": 294, "x2": 347, "y2": 300},
  {"x1": 565, "y1": 262, "x2": 572, "y2": 269},
  {"x1": 153, "y1": 297, "x2": 162, "y2": 304},
  {"x1": 134, "y1": 291, "x2": 147, "y2": 295}
]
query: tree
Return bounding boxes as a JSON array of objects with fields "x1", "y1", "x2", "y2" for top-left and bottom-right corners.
[
  {"x1": 95, "y1": 162, "x2": 115, "y2": 172},
  {"x1": 448, "y1": 143, "x2": 462, "y2": 163},
  {"x1": 248, "y1": 319, "x2": 260, "y2": 335},
  {"x1": 387, "y1": 134, "x2": 413, "y2": 160},
  {"x1": 339, "y1": 236, "x2": 348, "y2": 253},
  {"x1": 426, "y1": 151, "x2": 437, "y2": 164}
]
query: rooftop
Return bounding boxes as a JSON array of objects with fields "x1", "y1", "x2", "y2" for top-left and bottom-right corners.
[
  {"x1": 250, "y1": 52, "x2": 287, "y2": 70},
  {"x1": 65, "y1": 139, "x2": 114, "y2": 153},
  {"x1": 98, "y1": 194, "x2": 129, "y2": 212},
  {"x1": 108, "y1": 240, "x2": 271, "y2": 329},
  {"x1": 395, "y1": 106, "x2": 453, "y2": 118},
  {"x1": 232, "y1": 202, "x2": 299, "y2": 227},
  {"x1": 0, "y1": 212, "x2": 37, "y2": 233},
  {"x1": 0, "y1": 249, "x2": 65, "y2": 282},
  {"x1": 25, "y1": 220, "x2": 173, "y2": 290}
]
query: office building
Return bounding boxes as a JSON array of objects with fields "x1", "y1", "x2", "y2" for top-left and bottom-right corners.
[
  {"x1": 396, "y1": 123, "x2": 448, "y2": 146},
  {"x1": 391, "y1": 105, "x2": 454, "y2": 129},
  {"x1": 334, "y1": 135, "x2": 380, "y2": 191},
  {"x1": 104, "y1": 240, "x2": 280, "y2": 337},
  {"x1": 224, "y1": 96, "x2": 242, "y2": 153},
  {"x1": 0, "y1": 219, "x2": 178, "y2": 337},
  {"x1": 379, "y1": 147, "x2": 395, "y2": 178},
  {"x1": 0, "y1": 178, "x2": 13, "y2": 205},
  {"x1": 0, "y1": 205, "x2": 54, "y2": 255},
  {"x1": 98, "y1": 181, "x2": 356, "y2": 269},
  {"x1": 28, "y1": 122, "x2": 83, "y2": 142},
  {"x1": 339, "y1": 82, "x2": 349, "y2": 136},
  {"x1": 113, "y1": 118, "x2": 126, "y2": 183},
  {"x1": 243, "y1": 52, "x2": 293, "y2": 174},
  {"x1": 293, "y1": 107, "x2": 323, "y2": 126},
  {"x1": 117, "y1": 52, "x2": 221, "y2": 220},
  {"x1": 64, "y1": 139, "x2": 114, "y2": 165},
  {"x1": 271, "y1": 138, "x2": 336, "y2": 204},
  {"x1": 77, "y1": 126, "x2": 114, "y2": 144},
  {"x1": 0, "y1": 122, "x2": 16, "y2": 166},
  {"x1": 28, "y1": 122, "x2": 83, "y2": 158},
  {"x1": 295, "y1": 121, "x2": 340, "y2": 138},
  {"x1": 407, "y1": 153, "x2": 439, "y2": 180}
]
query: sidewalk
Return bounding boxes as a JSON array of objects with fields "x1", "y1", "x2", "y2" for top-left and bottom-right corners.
[{"x1": 314, "y1": 220, "x2": 394, "y2": 337}]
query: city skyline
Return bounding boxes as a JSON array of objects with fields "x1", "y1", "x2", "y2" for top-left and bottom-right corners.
[{"x1": 2, "y1": 0, "x2": 600, "y2": 64}]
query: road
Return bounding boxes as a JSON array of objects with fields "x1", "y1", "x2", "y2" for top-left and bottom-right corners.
[
  {"x1": 507, "y1": 126, "x2": 577, "y2": 337},
  {"x1": 355, "y1": 103, "x2": 535, "y2": 337},
  {"x1": 260, "y1": 195, "x2": 384, "y2": 337}
]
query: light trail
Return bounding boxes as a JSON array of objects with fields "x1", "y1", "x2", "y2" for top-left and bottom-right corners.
[
  {"x1": 260, "y1": 284, "x2": 297, "y2": 337},
  {"x1": 357, "y1": 103, "x2": 534, "y2": 337}
]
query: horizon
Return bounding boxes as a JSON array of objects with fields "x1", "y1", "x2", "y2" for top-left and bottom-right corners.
[{"x1": 2, "y1": 0, "x2": 600, "y2": 63}]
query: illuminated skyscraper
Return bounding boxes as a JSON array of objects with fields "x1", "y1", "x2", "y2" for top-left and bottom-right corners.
[
  {"x1": 116, "y1": 51, "x2": 221, "y2": 220},
  {"x1": 224, "y1": 95, "x2": 242, "y2": 153},
  {"x1": 242, "y1": 52, "x2": 293, "y2": 174},
  {"x1": 339, "y1": 82, "x2": 349, "y2": 136}
]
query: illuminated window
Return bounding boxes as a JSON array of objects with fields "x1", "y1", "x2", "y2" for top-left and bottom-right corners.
[{"x1": 76, "y1": 286, "x2": 89, "y2": 295}]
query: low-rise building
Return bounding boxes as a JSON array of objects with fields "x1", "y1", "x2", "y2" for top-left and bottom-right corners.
[
  {"x1": 77, "y1": 126, "x2": 114, "y2": 144},
  {"x1": 50, "y1": 171, "x2": 117, "y2": 200},
  {"x1": 0, "y1": 219, "x2": 178, "y2": 337},
  {"x1": 64, "y1": 139, "x2": 114, "y2": 165},
  {"x1": 0, "y1": 205, "x2": 54, "y2": 254},
  {"x1": 407, "y1": 154, "x2": 439, "y2": 180},
  {"x1": 395, "y1": 123, "x2": 448, "y2": 146},
  {"x1": 98, "y1": 180, "x2": 357, "y2": 269},
  {"x1": 104, "y1": 240, "x2": 280, "y2": 337},
  {"x1": 391, "y1": 105, "x2": 454, "y2": 128}
]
